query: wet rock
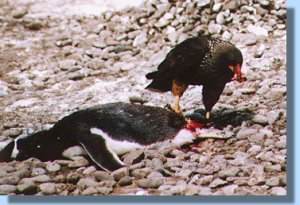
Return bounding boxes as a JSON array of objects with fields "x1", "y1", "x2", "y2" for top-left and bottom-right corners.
[
  {"x1": 112, "y1": 167, "x2": 129, "y2": 181},
  {"x1": 0, "y1": 184, "x2": 17, "y2": 194},
  {"x1": 209, "y1": 178, "x2": 228, "y2": 188},
  {"x1": 136, "y1": 177, "x2": 163, "y2": 189},
  {"x1": 39, "y1": 183, "x2": 56, "y2": 195},
  {"x1": 270, "y1": 187, "x2": 287, "y2": 196},
  {"x1": 118, "y1": 176, "x2": 133, "y2": 186}
]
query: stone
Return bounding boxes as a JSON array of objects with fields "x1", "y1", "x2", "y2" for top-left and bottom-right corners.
[
  {"x1": 254, "y1": 44, "x2": 266, "y2": 58},
  {"x1": 68, "y1": 156, "x2": 89, "y2": 168},
  {"x1": 216, "y1": 13, "x2": 225, "y2": 25},
  {"x1": 122, "y1": 149, "x2": 145, "y2": 165},
  {"x1": 12, "y1": 8, "x2": 28, "y2": 19},
  {"x1": 77, "y1": 177, "x2": 98, "y2": 189},
  {"x1": 136, "y1": 177, "x2": 163, "y2": 189},
  {"x1": 30, "y1": 175, "x2": 52, "y2": 183},
  {"x1": 222, "y1": 31, "x2": 233, "y2": 41},
  {"x1": 266, "y1": 88, "x2": 286, "y2": 101},
  {"x1": 23, "y1": 19, "x2": 43, "y2": 30},
  {"x1": 212, "y1": 3, "x2": 223, "y2": 12},
  {"x1": 236, "y1": 128, "x2": 258, "y2": 139},
  {"x1": 270, "y1": 187, "x2": 287, "y2": 195},
  {"x1": 218, "y1": 167, "x2": 240, "y2": 178},
  {"x1": 83, "y1": 166, "x2": 97, "y2": 175},
  {"x1": 209, "y1": 178, "x2": 228, "y2": 188},
  {"x1": 133, "y1": 32, "x2": 148, "y2": 47},
  {"x1": 0, "y1": 184, "x2": 16, "y2": 194},
  {"x1": 131, "y1": 167, "x2": 152, "y2": 179},
  {"x1": 0, "y1": 81, "x2": 8, "y2": 97},
  {"x1": 224, "y1": 1, "x2": 240, "y2": 11},
  {"x1": 0, "y1": 175, "x2": 20, "y2": 185},
  {"x1": 112, "y1": 167, "x2": 129, "y2": 181},
  {"x1": 266, "y1": 110, "x2": 281, "y2": 125},
  {"x1": 222, "y1": 184, "x2": 238, "y2": 195},
  {"x1": 196, "y1": 0, "x2": 210, "y2": 8},
  {"x1": 208, "y1": 23, "x2": 222, "y2": 34},
  {"x1": 94, "y1": 171, "x2": 114, "y2": 181},
  {"x1": 46, "y1": 162, "x2": 61, "y2": 172},
  {"x1": 196, "y1": 175, "x2": 214, "y2": 185},
  {"x1": 151, "y1": 158, "x2": 164, "y2": 170},
  {"x1": 39, "y1": 183, "x2": 56, "y2": 195},
  {"x1": 247, "y1": 25, "x2": 268, "y2": 37},
  {"x1": 118, "y1": 176, "x2": 133, "y2": 186},
  {"x1": 266, "y1": 177, "x2": 280, "y2": 187},
  {"x1": 243, "y1": 33, "x2": 257, "y2": 46},
  {"x1": 16, "y1": 181, "x2": 38, "y2": 195},
  {"x1": 252, "y1": 114, "x2": 268, "y2": 125}
]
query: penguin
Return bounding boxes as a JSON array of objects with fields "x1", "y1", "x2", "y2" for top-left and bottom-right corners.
[{"x1": 0, "y1": 102, "x2": 204, "y2": 172}]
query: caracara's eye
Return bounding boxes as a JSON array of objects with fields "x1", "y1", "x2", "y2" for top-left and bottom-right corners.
[{"x1": 36, "y1": 145, "x2": 41, "y2": 149}]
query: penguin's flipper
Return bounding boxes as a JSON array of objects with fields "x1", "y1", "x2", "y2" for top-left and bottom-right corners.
[
  {"x1": 78, "y1": 133, "x2": 124, "y2": 172},
  {"x1": 0, "y1": 140, "x2": 15, "y2": 162}
]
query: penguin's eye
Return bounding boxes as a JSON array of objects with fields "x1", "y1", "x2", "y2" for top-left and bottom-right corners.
[{"x1": 36, "y1": 145, "x2": 41, "y2": 149}]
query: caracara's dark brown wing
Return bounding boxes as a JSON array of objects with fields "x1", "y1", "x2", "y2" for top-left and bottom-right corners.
[{"x1": 146, "y1": 36, "x2": 210, "y2": 92}]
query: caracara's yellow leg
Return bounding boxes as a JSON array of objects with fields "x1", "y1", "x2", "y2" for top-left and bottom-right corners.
[{"x1": 171, "y1": 80, "x2": 187, "y2": 114}]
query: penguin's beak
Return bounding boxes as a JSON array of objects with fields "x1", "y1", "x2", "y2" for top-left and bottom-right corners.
[{"x1": 229, "y1": 64, "x2": 246, "y2": 82}]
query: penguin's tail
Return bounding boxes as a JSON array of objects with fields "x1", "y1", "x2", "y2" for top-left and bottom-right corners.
[{"x1": 0, "y1": 140, "x2": 15, "y2": 162}]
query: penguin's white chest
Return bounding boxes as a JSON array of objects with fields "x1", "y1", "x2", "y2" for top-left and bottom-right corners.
[{"x1": 90, "y1": 128, "x2": 144, "y2": 155}]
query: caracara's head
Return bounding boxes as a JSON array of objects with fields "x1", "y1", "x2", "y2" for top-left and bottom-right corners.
[{"x1": 214, "y1": 43, "x2": 245, "y2": 83}]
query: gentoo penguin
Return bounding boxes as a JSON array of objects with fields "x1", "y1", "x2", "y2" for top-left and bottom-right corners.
[{"x1": 0, "y1": 102, "x2": 204, "y2": 172}]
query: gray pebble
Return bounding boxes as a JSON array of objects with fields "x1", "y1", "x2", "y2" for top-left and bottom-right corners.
[
  {"x1": 209, "y1": 178, "x2": 228, "y2": 188},
  {"x1": 266, "y1": 177, "x2": 280, "y2": 187},
  {"x1": 77, "y1": 177, "x2": 98, "y2": 189}
]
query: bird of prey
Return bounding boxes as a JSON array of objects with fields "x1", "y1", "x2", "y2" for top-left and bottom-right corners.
[{"x1": 145, "y1": 35, "x2": 246, "y2": 120}]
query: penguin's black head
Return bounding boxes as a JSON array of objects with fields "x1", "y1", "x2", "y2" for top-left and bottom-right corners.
[{"x1": 15, "y1": 130, "x2": 65, "y2": 161}]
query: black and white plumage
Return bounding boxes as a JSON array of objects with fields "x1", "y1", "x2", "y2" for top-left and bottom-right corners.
[
  {"x1": 0, "y1": 103, "x2": 202, "y2": 172},
  {"x1": 146, "y1": 36, "x2": 245, "y2": 118}
]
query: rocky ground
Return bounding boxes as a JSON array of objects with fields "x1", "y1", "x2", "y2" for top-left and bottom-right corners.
[{"x1": 0, "y1": 0, "x2": 287, "y2": 196}]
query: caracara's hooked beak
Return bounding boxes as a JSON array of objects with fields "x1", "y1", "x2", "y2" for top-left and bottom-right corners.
[{"x1": 229, "y1": 64, "x2": 246, "y2": 82}]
